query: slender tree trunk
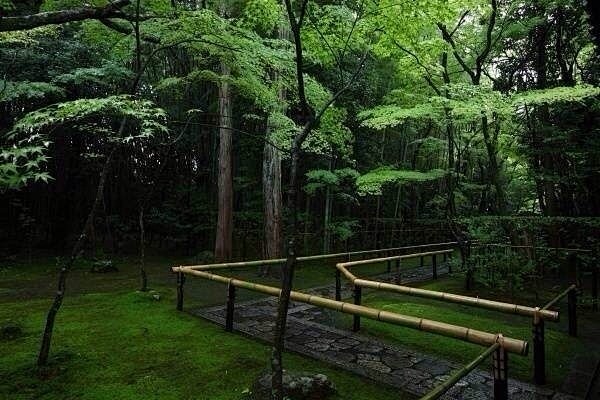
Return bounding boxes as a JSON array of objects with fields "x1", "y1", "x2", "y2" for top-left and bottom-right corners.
[
  {"x1": 38, "y1": 147, "x2": 116, "y2": 366},
  {"x1": 481, "y1": 113, "x2": 507, "y2": 214},
  {"x1": 215, "y1": 63, "x2": 234, "y2": 262},
  {"x1": 138, "y1": 206, "x2": 147, "y2": 291},
  {"x1": 271, "y1": 145, "x2": 300, "y2": 400}
]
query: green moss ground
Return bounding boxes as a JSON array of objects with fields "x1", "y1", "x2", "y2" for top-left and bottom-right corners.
[
  {"x1": 0, "y1": 289, "x2": 408, "y2": 400},
  {"x1": 1, "y1": 252, "x2": 593, "y2": 398}
]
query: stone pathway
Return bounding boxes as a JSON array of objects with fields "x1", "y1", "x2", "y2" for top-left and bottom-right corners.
[{"x1": 191, "y1": 265, "x2": 580, "y2": 399}]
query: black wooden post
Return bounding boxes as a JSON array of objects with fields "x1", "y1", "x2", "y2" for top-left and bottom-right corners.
[
  {"x1": 225, "y1": 281, "x2": 236, "y2": 332},
  {"x1": 593, "y1": 265, "x2": 598, "y2": 312},
  {"x1": 532, "y1": 312, "x2": 546, "y2": 385},
  {"x1": 387, "y1": 251, "x2": 392, "y2": 273},
  {"x1": 443, "y1": 252, "x2": 447, "y2": 262},
  {"x1": 448, "y1": 251, "x2": 453, "y2": 273},
  {"x1": 592, "y1": 251, "x2": 598, "y2": 312},
  {"x1": 420, "y1": 255, "x2": 424, "y2": 268},
  {"x1": 568, "y1": 288, "x2": 577, "y2": 337},
  {"x1": 395, "y1": 259, "x2": 401, "y2": 284},
  {"x1": 176, "y1": 271, "x2": 185, "y2": 311},
  {"x1": 432, "y1": 254, "x2": 438, "y2": 280},
  {"x1": 353, "y1": 286, "x2": 362, "y2": 332},
  {"x1": 492, "y1": 346, "x2": 508, "y2": 400},
  {"x1": 335, "y1": 269, "x2": 341, "y2": 301}
]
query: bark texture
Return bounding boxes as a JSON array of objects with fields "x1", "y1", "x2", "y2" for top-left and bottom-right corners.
[
  {"x1": 215, "y1": 63, "x2": 234, "y2": 262},
  {"x1": 0, "y1": 0, "x2": 131, "y2": 32}
]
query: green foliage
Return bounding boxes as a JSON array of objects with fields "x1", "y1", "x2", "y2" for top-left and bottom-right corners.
[
  {"x1": 304, "y1": 168, "x2": 359, "y2": 195},
  {"x1": 239, "y1": 0, "x2": 281, "y2": 35},
  {"x1": 356, "y1": 166, "x2": 446, "y2": 195},
  {"x1": 359, "y1": 103, "x2": 441, "y2": 130},
  {"x1": 512, "y1": 85, "x2": 600, "y2": 107},
  {"x1": 52, "y1": 62, "x2": 134, "y2": 89},
  {"x1": 0, "y1": 145, "x2": 51, "y2": 191},
  {"x1": 11, "y1": 95, "x2": 167, "y2": 142},
  {"x1": 0, "y1": 81, "x2": 65, "y2": 103}
]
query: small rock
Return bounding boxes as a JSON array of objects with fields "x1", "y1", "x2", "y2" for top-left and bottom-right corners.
[
  {"x1": 90, "y1": 260, "x2": 118, "y2": 273},
  {"x1": 252, "y1": 370, "x2": 336, "y2": 400},
  {"x1": 152, "y1": 294, "x2": 160, "y2": 301},
  {"x1": 1, "y1": 323, "x2": 23, "y2": 340}
]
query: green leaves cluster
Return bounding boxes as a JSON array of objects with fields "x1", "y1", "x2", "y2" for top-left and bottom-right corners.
[{"x1": 356, "y1": 166, "x2": 446, "y2": 195}]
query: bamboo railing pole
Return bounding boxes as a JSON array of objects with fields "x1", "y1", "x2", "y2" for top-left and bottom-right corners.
[
  {"x1": 350, "y1": 277, "x2": 559, "y2": 321},
  {"x1": 420, "y1": 343, "x2": 499, "y2": 400},
  {"x1": 181, "y1": 241, "x2": 458, "y2": 271},
  {"x1": 174, "y1": 267, "x2": 529, "y2": 355},
  {"x1": 541, "y1": 284, "x2": 577, "y2": 311},
  {"x1": 475, "y1": 243, "x2": 592, "y2": 254},
  {"x1": 339, "y1": 249, "x2": 454, "y2": 269}
]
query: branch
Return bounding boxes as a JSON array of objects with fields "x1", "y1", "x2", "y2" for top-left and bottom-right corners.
[
  {"x1": 0, "y1": 0, "x2": 134, "y2": 32},
  {"x1": 283, "y1": 0, "x2": 309, "y2": 115},
  {"x1": 437, "y1": 22, "x2": 477, "y2": 83},
  {"x1": 384, "y1": 33, "x2": 441, "y2": 95},
  {"x1": 474, "y1": 0, "x2": 497, "y2": 83},
  {"x1": 295, "y1": 49, "x2": 370, "y2": 147}
]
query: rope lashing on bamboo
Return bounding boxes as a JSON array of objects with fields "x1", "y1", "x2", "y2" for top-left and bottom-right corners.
[{"x1": 173, "y1": 265, "x2": 529, "y2": 356}]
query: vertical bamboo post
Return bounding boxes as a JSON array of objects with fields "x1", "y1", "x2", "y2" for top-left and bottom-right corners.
[
  {"x1": 532, "y1": 309, "x2": 545, "y2": 385},
  {"x1": 335, "y1": 269, "x2": 341, "y2": 301},
  {"x1": 568, "y1": 288, "x2": 577, "y2": 337},
  {"x1": 432, "y1": 254, "x2": 438, "y2": 280},
  {"x1": 225, "y1": 281, "x2": 236, "y2": 332},
  {"x1": 395, "y1": 259, "x2": 401, "y2": 284},
  {"x1": 492, "y1": 345, "x2": 508, "y2": 400},
  {"x1": 353, "y1": 285, "x2": 362, "y2": 332},
  {"x1": 176, "y1": 271, "x2": 185, "y2": 311}
]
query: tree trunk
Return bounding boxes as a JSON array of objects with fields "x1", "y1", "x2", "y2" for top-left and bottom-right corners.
[
  {"x1": 271, "y1": 145, "x2": 300, "y2": 400},
  {"x1": 262, "y1": 127, "x2": 283, "y2": 274},
  {"x1": 139, "y1": 206, "x2": 148, "y2": 291},
  {"x1": 262, "y1": 22, "x2": 288, "y2": 268},
  {"x1": 38, "y1": 147, "x2": 116, "y2": 366},
  {"x1": 215, "y1": 62, "x2": 234, "y2": 262}
]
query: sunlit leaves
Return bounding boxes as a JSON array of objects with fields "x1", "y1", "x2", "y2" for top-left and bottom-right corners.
[
  {"x1": 356, "y1": 166, "x2": 446, "y2": 195},
  {"x1": 11, "y1": 95, "x2": 167, "y2": 142}
]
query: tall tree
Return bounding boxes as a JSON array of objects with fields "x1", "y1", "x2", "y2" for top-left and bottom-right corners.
[{"x1": 215, "y1": 3, "x2": 234, "y2": 262}]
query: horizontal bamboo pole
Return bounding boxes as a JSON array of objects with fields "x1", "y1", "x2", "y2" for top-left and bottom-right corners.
[
  {"x1": 475, "y1": 243, "x2": 592, "y2": 254},
  {"x1": 339, "y1": 249, "x2": 454, "y2": 269},
  {"x1": 542, "y1": 284, "x2": 577, "y2": 311},
  {"x1": 173, "y1": 266, "x2": 529, "y2": 356},
  {"x1": 351, "y1": 278, "x2": 558, "y2": 321},
  {"x1": 420, "y1": 343, "x2": 500, "y2": 400},
  {"x1": 180, "y1": 241, "x2": 458, "y2": 271}
]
